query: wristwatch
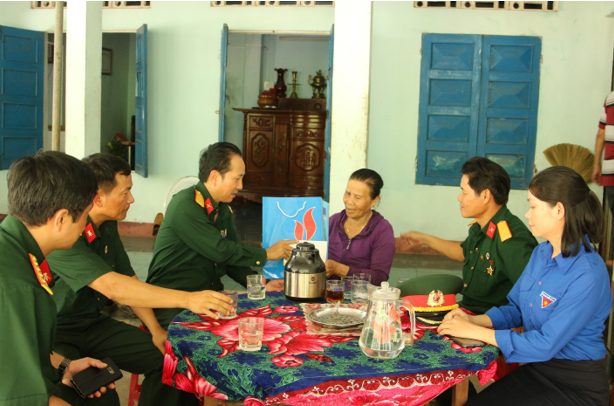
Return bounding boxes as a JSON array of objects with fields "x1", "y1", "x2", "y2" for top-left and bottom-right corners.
[{"x1": 58, "y1": 357, "x2": 72, "y2": 377}]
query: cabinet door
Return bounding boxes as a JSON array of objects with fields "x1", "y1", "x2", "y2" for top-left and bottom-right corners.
[
  {"x1": 244, "y1": 114, "x2": 274, "y2": 186},
  {"x1": 289, "y1": 112, "x2": 326, "y2": 192}
]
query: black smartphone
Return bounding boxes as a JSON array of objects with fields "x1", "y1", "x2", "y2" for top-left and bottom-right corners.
[
  {"x1": 450, "y1": 336, "x2": 484, "y2": 347},
  {"x1": 69, "y1": 357, "x2": 123, "y2": 398}
]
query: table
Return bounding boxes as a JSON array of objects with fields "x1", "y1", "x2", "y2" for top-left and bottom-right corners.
[{"x1": 164, "y1": 292, "x2": 498, "y2": 406}]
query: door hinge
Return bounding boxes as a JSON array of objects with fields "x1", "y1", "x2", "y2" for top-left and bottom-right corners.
[{"x1": 415, "y1": 156, "x2": 418, "y2": 171}]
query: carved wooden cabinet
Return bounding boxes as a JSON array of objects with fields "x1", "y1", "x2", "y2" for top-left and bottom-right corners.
[{"x1": 234, "y1": 108, "x2": 327, "y2": 201}]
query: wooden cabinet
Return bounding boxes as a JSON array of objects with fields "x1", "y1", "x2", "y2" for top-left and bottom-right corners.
[{"x1": 234, "y1": 108, "x2": 327, "y2": 201}]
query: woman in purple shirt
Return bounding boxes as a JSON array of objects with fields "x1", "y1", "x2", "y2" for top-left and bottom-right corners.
[{"x1": 325, "y1": 169, "x2": 395, "y2": 286}]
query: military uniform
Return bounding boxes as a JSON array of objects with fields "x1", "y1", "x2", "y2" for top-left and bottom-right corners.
[
  {"x1": 46, "y1": 217, "x2": 198, "y2": 406},
  {"x1": 460, "y1": 205, "x2": 537, "y2": 314},
  {"x1": 146, "y1": 181, "x2": 266, "y2": 327},
  {"x1": 0, "y1": 215, "x2": 118, "y2": 406}
]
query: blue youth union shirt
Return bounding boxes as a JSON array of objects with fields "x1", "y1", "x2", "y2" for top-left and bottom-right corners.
[{"x1": 486, "y1": 241, "x2": 611, "y2": 363}]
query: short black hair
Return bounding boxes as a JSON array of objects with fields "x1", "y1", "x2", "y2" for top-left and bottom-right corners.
[
  {"x1": 461, "y1": 157, "x2": 510, "y2": 205},
  {"x1": 198, "y1": 142, "x2": 242, "y2": 183},
  {"x1": 8, "y1": 151, "x2": 98, "y2": 227},
  {"x1": 349, "y1": 168, "x2": 384, "y2": 200},
  {"x1": 529, "y1": 166, "x2": 603, "y2": 257},
  {"x1": 82, "y1": 153, "x2": 131, "y2": 193}
]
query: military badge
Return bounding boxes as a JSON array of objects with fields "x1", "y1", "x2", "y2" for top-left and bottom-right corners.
[
  {"x1": 540, "y1": 291, "x2": 556, "y2": 308},
  {"x1": 204, "y1": 198, "x2": 214, "y2": 214},
  {"x1": 221, "y1": 229, "x2": 227, "y2": 238},
  {"x1": 486, "y1": 253, "x2": 490, "y2": 260},
  {"x1": 195, "y1": 190, "x2": 205, "y2": 208},
  {"x1": 497, "y1": 221, "x2": 512, "y2": 242},
  {"x1": 486, "y1": 221, "x2": 496, "y2": 239},
  {"x1": 29, "y1": 254, "x2": 53, "y2": 295},
  {"x1": 427, "y1": 290, "x2": 445, "y2": 307},
  {"x1": 84, "y1": 223, "x2": 96, "y2": 243},
  {"x1": 485, "y1": 265, "x2": 494, "y2": 276}
]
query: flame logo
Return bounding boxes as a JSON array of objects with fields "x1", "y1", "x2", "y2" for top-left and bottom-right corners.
[{"x1": 292, "y1": 207, "x2": 316, "y2": 240}]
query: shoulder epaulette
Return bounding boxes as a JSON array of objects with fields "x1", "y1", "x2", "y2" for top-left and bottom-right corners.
[
  {"x1": 467, "y1": 220, "x2": 477, "y2": 226},
  {"x1": 195, "y1": 190, "x2": 205, "y2": 208},
  {"x1": 497, "y1": 220, "x2": 512, "y2": 242}
]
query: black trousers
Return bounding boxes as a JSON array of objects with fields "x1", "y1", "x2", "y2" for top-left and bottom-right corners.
[{"x1": 466, "y1": 358, "x2": 609, "y2": 406}]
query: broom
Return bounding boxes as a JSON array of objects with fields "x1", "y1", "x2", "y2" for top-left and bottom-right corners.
[{"x1": 543, "y1": 143, "x2": 594, "y2": 183}]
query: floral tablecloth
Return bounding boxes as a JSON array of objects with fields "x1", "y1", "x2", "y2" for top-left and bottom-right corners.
[{"x1": 164, "y1": 292, "x2": 498, "y2": 405}]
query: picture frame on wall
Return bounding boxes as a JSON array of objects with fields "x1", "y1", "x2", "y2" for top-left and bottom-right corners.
[{"x1": 102, "y1": 48, "x2": 113, "y2": 75}]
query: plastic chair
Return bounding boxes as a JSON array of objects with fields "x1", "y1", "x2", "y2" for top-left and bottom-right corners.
[
  {"x1": 397, "y1": 274, "x2": 464, "y2": 297},
  {"x1": 127, "y1": 324, "x2": 149, "y2": 406},
  {"x1": 153, "y1": 176, "x2": 200, "y2": 236}
]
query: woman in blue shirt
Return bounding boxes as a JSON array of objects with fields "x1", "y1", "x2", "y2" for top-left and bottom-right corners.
[{"x1": 438, "y1": 166, "x2": 611, "y2": 406}]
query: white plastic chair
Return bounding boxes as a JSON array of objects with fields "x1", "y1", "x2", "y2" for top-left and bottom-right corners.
[{"x1": 153, "y1": 176, "x2": 200, "y2": 236}]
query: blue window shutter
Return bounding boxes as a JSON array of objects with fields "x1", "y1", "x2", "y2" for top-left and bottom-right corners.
[
  {"x1": 219, "y1": 24, "x2": 228, "y2": 142},
  {"x1": 478, "y1": 35, "x2": 541, "y2": 189},
  {"x1": 0, "y1": 26, "x2": 44, "y2": 170},
  {"x1": 416, "y1": 34, "x2": 482, "y2": 186},
  {"x1": 135, "y1": 24, "x2": 148, "y2": 177}
]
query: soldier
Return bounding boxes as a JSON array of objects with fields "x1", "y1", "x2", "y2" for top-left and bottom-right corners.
[
  {"x1": 0, "y1": 151, "x2": 118, "y2": 406},
  {"x1": 46, "y1": 153, "x2": 231, "y2": 406},
  {"x1": 401, "y1": 157, "x2": 538, "y2": 314},
  {"x1": 147, "y1": 142, "x2": 295, "y2": 328}
]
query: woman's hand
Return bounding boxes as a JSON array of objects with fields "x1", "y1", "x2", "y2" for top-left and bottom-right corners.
[
  {"x1": 61, "y1": 358, "x2": 116, "y2": 398},
  {"x1": 442, "y1": 308, "x2": 473, "y2": 323},
  {"x1": 325, "y1": 259, "x2": 349, "y2": 278},
  {"x1": 437, "y1": 315, "x2": 498, "y2": 347}
]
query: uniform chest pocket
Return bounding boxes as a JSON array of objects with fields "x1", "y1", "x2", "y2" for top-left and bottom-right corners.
[{"x1": 530, "y1": 289, "x2": 562, "y2": 327}]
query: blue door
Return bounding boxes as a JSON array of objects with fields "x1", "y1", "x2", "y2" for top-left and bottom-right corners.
[
  {"x1": 218, "y1": 24, "x2": 228, "y2": 142},
  {"x1": 323, "y1": 25, "x2": 334, "y2": 202},
  {"x1": 0, "y1": 26, "x2": 44, "y2": 170},
  {"x1": 135, "y1": 24, "x2": 148, "y2": 177},
  {"x1": 477, "y1": 35, "x2": 541, "y2": 189},
  {"x1": 416, "y1": 34, "x2": 541, "y2": 189}
]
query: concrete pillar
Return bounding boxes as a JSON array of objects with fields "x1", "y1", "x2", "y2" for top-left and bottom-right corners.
[
  {"x1": 329, "y1": 2, "x2": 372, "y2": 214},
  {"x1": 65, "y1": 1, "x2": 102, "y2": 159}
]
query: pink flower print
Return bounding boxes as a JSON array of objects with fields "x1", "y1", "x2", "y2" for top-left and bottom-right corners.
[
  {"x1": 180, "y1": 357, "x2": 228, "y2": 399},
  {"x1": 209, "y1": 318, "x2": 290, "y2": 357},
  {"x1": 162, "y1": 340, "x2": 178, "y2": 386},
  {"x1": 268, "y1": 331, "x2": 333, "y2": 355},
  {"x1": 274, "y1": 306, "x2": 300, "y2": 314},
  {"x1": 305, "y1": 353, "x2": 332, "y2": 362},
  {"x1": 244, "y1": 397, "x2": 266, "y2": 406},
  {"x1": 271, "y1": 355, "x2": 304, "y2": 368}
]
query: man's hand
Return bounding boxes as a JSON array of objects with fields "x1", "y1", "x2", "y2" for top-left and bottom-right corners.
[
  {"x1": 61, "y1": 358, "x2": 116, "y2": 398},
  {"x1": 151, "y1": 329, "x2": 168, "y2": 354},
  {"x1": 266, "y1": 279, "x2": 284, "y2": 292},
  {"x1": 265, "y1": 239, "x2": 298, "y2": 261},
  {"x1": 186, "y1": 290, "x2": 233, "y2": 319},
  {"x1": 325, "y1": 259, "x2": 349, "y2": 278},
  {"x1": 592, "y1": 163, "x2": 602, "y2": 184},
  {"x1": 400, "y1": 231, "x2": 427, "y2": 248}
]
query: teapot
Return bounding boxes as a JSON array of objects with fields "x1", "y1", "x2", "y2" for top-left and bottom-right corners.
[{"x1": 359, "y1": 281, "x2": 415, "y2": 359}]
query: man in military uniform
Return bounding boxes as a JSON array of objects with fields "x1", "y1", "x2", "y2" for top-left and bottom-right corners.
[
  {"x1": 46, "y1": 153, "x2": 232, "y2": 406},
  {"x1": 0, "y1": 151, "x2": 118, "y2": 405},
  {"x1": 147, "y1": 142, "x2": 295, "y2": 328},
  {"x1": 401, "y1": 157, "x2": 537, "y2": 314}
]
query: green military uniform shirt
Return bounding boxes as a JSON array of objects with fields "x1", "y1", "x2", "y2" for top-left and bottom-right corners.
[
  {"x1": 47, "y1": 217, "x2": 135, "y2": 324},
  {"x1": 147, "y1": 181, "x2": 266, "y2": 293},
  {"x1": 460, "y1": 205, "x2": 537, "y2": 314},
  {"x1": 0, "y1": 216, "x2": 61, "y2": 405}
]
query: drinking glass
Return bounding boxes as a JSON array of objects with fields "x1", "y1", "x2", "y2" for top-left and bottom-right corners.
[
  {"x1": 238, "y1": 317, "x2": 264, "y2": 351},
  {"x1": 351, "y1": 280, "x2": 369, "y2": 304},
  {"x1": 354, "y1": 273, "x2": 372, "y2": 283},
  {"x1": 341, "y1": 275, "x2": 356, "y2": 301},
  {"x1": 218, "y1": 290, "x2": 238, "y2": 319},
  {"x1": 326, "y1": 280, "x2": 344, "y2": 303},
  {"x1": 247, "y1": 275, "x2": 266, "y2": 300}
]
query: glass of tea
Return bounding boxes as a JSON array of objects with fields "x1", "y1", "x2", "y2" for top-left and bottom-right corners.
[{"x1": 326, "y1": 280, "x2": 344, "y2": 303}]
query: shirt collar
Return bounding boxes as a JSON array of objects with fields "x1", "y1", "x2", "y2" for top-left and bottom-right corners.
[
  {"x1": 0, "y1": 215, "x2": 46, "y2": 263},
  {"x1": 542, "y1": 239, "x2": 590, "y2": 274},
  {"x1": 478, "y1": 205, "x2": 510, "y2": 236},
  {"x1": 196, "y1": 181, "x2": 225, "y2": 217}
]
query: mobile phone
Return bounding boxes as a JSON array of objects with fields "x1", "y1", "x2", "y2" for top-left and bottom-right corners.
[
  {"x1": 70, "y1": 357, "x2": 123, "y2": 398},
  {"x1": 449, "y1": 336, "x2": 484, "y2": 347}
]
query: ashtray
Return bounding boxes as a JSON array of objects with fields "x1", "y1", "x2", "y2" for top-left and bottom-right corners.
[{"x1": 307, "y1": 306, "x2": 366, "y2": 329}]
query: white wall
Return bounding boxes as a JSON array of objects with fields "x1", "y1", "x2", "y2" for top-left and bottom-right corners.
[{"x1": 367, "y1": 1, "x2": 614, "y2": 241}]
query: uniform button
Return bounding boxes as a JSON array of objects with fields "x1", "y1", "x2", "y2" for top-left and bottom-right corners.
[
  {"x1": 529, "y1": 303, "x2": 533, "y2": 307},
  {"x1": 471, "y1": 266, "x2": 474, "y2": 270},
  {"x1": 538, "y1": 281, "x2": 542, "y2": 285},
  {"x1": 463, "y1": 283, "x2": 467, "y2": 287},
  {"x1": 475, "y1": 247, "x2": 479, "y2": 252},
  {"x1": 531, "y1": 325, "x2": 534, "y2": 328},
  {"x1": 256, "y1": 261, "x2": 261, "y2": 265},
  {"x1": 97, "y1": 298, "x2": 100, "y2": 301},
  {"x1": 480, "y1": 255, "x2": 484, "y2": 261}
]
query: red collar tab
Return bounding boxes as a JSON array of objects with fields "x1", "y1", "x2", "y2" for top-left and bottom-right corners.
[
  {"x1": 29, "y1": 254, "x2": 53, "y2": 295},
  {"x1": 204, "y1": 198, "x2": 214, "y2": 215},
  {"x1": 486, "y1": 221, "x2": 496, "y2": 239},
  {"x1": 84, "y1": 223, "x2": 96, "y2": 243}
]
